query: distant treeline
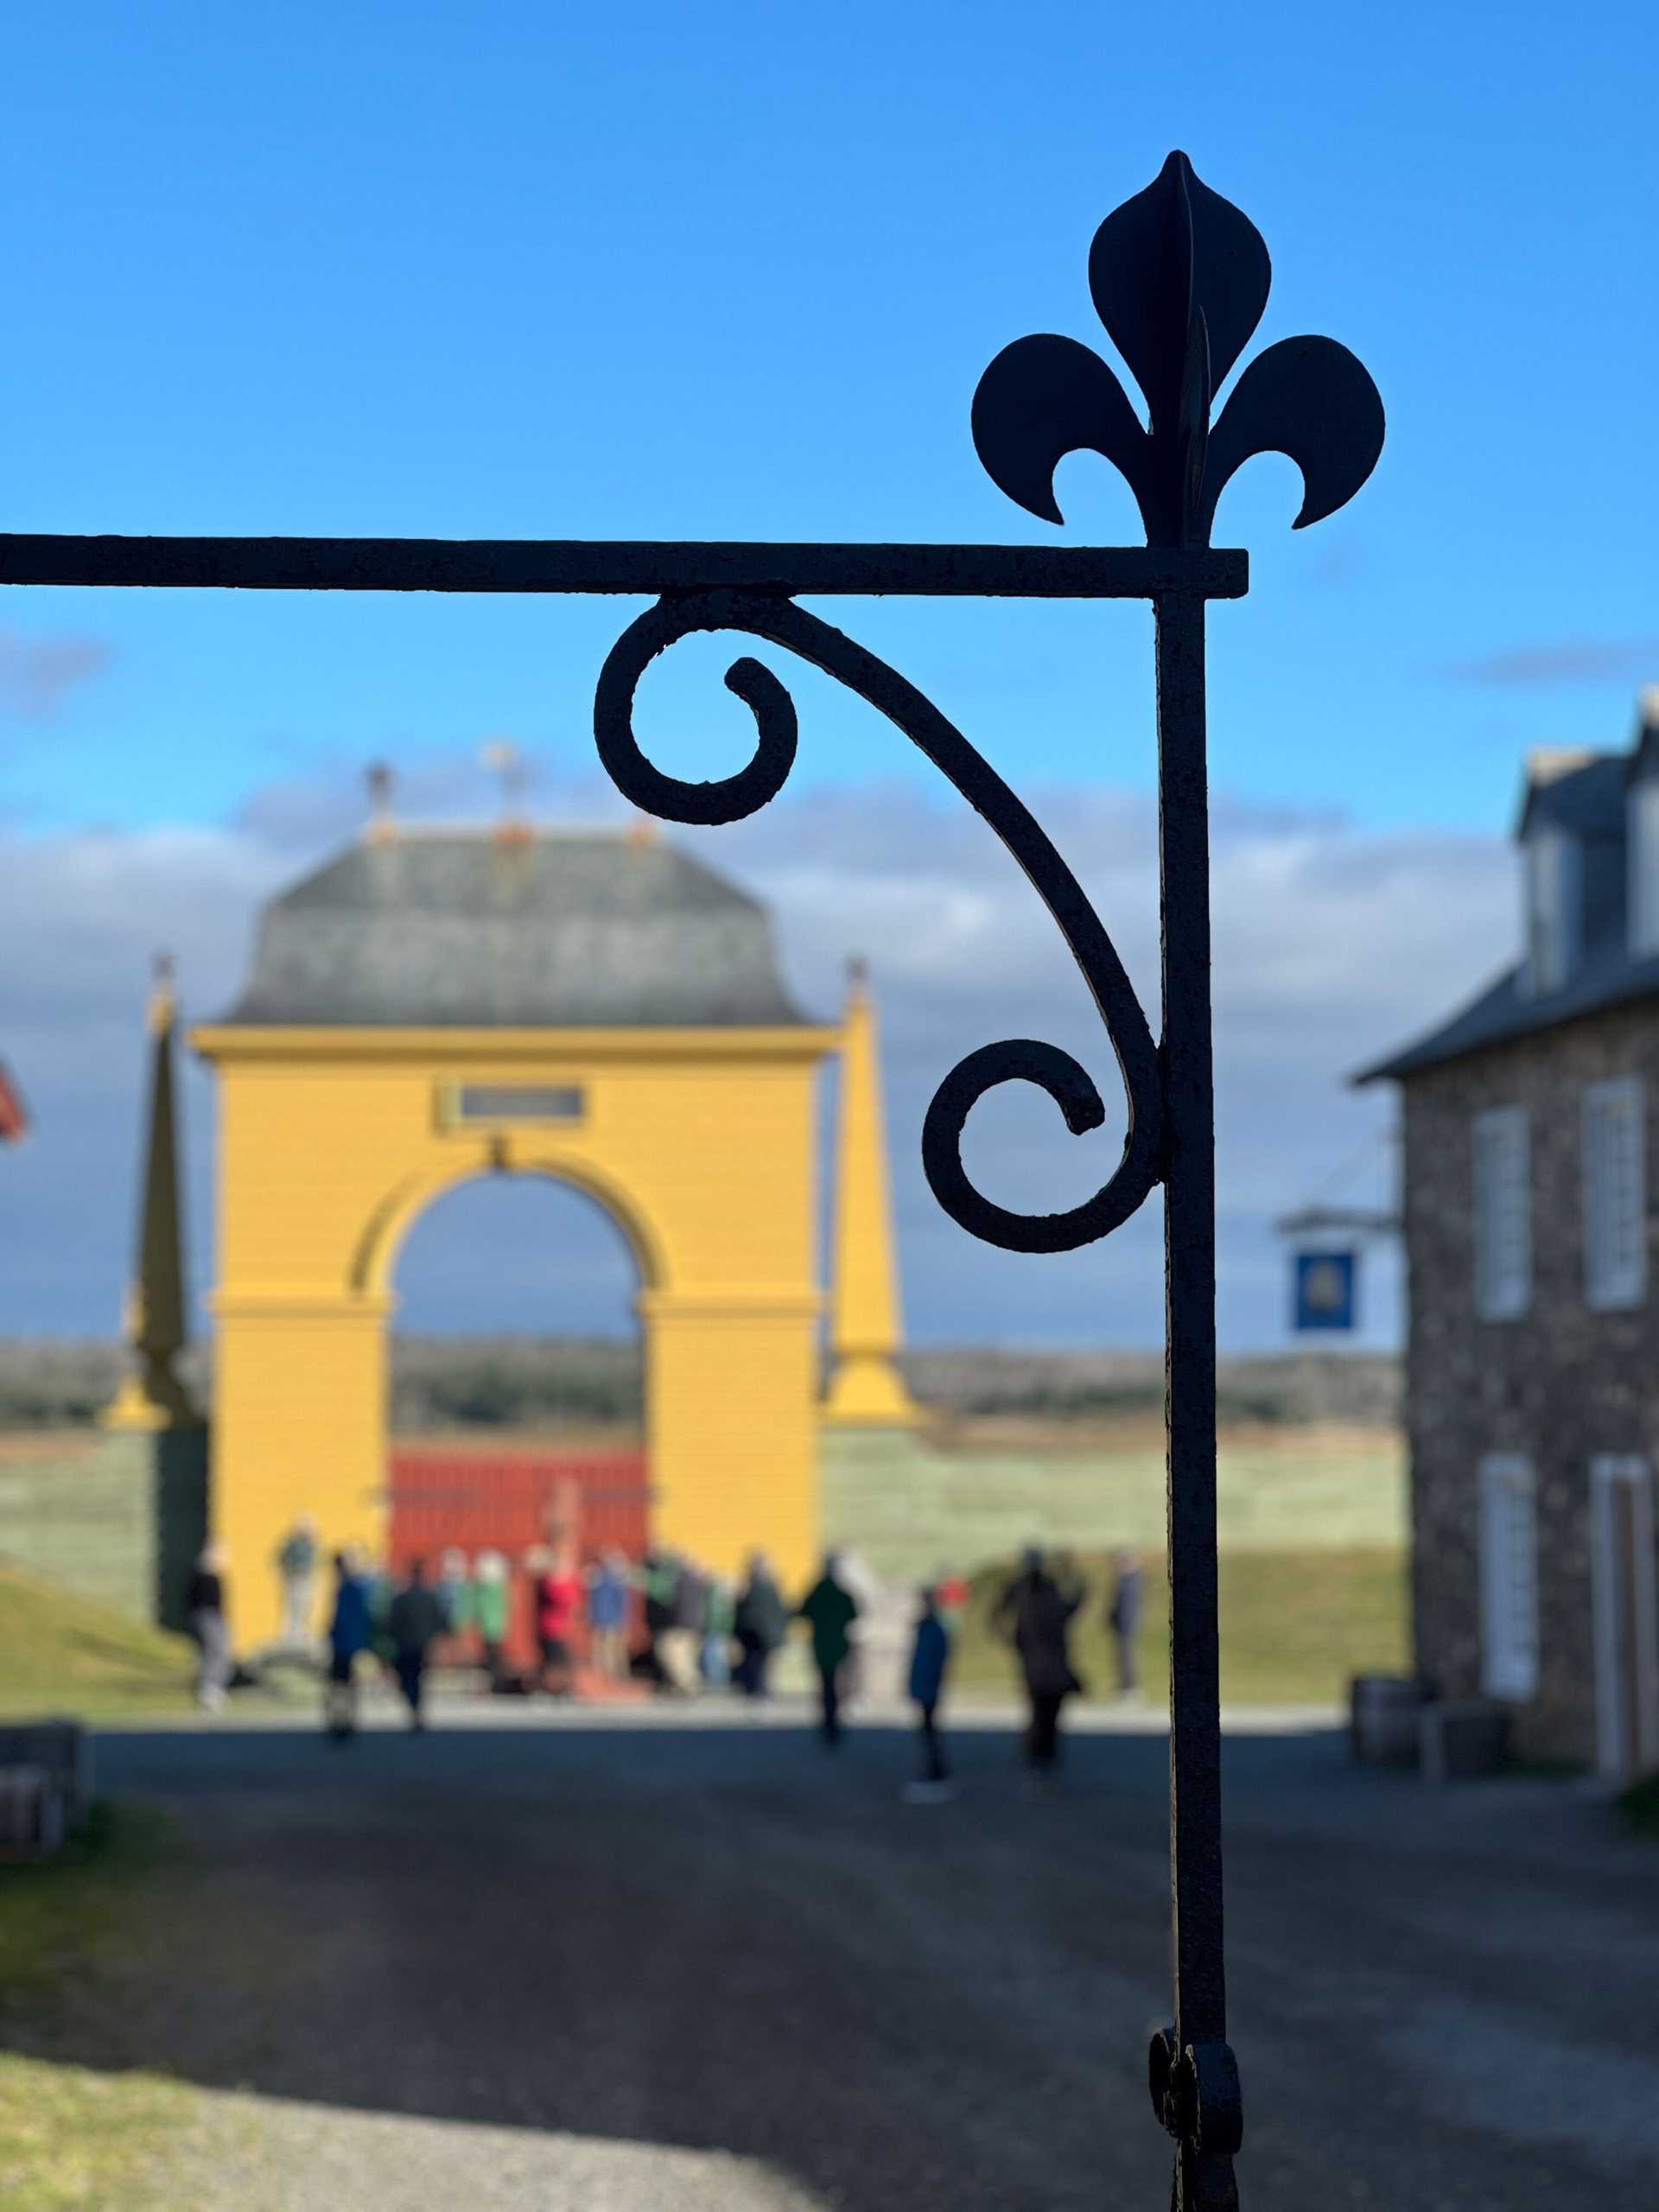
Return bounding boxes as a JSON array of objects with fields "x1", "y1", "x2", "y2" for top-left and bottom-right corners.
[
  {"x1": 0, "y1": 1336, "x2": 1400, "y2": 1432},
  {"x1": 903, "y1": 1347, "x2": 1402, "y2": 1428}
]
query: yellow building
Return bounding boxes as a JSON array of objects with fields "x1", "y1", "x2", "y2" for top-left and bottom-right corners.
[{"x1": 182, "y1": 823, "x2": 914, "y2": 1648}]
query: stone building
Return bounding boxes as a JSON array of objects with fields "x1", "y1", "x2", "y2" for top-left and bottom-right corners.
[{"x1": 1361, "y1": 701, "x2": 1659, "y2": 1778}]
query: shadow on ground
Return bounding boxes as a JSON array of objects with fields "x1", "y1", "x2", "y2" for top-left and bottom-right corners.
[{"x1": 6, "y1": 1718, "x2": 1657, "y2": 2210}]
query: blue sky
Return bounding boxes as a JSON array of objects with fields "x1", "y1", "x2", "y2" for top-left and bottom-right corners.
[
  {"x1": 5, "y1": 1, "x2": 1656, "y2": 832},
  {"x1": 0, "y1": 3, "x2": 1653, "y2": 1346}
]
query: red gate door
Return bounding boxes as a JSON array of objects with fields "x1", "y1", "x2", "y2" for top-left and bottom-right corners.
[{"x1": 386, "y1": 1443, "x2": 650, "y2": 1667}]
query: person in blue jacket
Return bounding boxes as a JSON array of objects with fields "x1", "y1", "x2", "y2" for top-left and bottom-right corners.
[
  {"x1": 905, "y1": 1584, "x2": 955, "y2": 1801},
  {"x1": 323, "y1": 1548, "x2": 374, "y2": 1742}
]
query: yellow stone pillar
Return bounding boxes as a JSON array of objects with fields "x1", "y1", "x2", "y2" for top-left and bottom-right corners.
[
  {"x1": 208, "y1": 1290, "x2": 391, "y2": 1649},
  {"x1": 640, "y1": 1288, "x2": 823, "y2": 1590},
  {"x1": 823, "y1": 960, "x2": 918, "y2": 1427}
]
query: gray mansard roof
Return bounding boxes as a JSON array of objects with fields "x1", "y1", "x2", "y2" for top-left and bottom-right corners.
[
  {"x1": 219, "y1": 830, "x2": 810, "y2": 1028},
  {"x1": 1357, "y1": 730, "x2": 1659, "y2": 1084},
  {"x1": 1355, "y1": 944, "x2": 1659, "y2": 1085}
]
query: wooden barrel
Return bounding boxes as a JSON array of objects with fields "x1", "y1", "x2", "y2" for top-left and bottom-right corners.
[{"x1": 1350, "y1": 1673, "x2": 1424, "y2": 1764}]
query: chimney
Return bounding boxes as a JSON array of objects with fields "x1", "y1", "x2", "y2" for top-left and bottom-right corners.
[
  {"x1": 1525, "y1": 746, "x2": 1593, "y2": 790},
  {"x1": 481, "y1": 738, "x2": 531, "y2": 848},
  {"x1": 365, "y1": 761, "x2": 397, "y2": 844}
]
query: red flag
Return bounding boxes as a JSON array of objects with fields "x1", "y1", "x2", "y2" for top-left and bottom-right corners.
[{"x1": 0, "y1": 1061, "x2": 28, "y2": 1143}]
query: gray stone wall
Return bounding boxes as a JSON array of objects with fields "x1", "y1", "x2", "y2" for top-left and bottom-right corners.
[{"x1": 1402, "y1": 1003, "x2": 1659, "y2": 1762}]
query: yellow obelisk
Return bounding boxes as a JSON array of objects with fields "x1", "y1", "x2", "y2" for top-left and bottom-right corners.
[
  {"x1": 103, "y1": 957, "x2": 200, "y2": 1431},
  {"x1": 823, "y1": 958, "x2": 918, "y2": 1427}
]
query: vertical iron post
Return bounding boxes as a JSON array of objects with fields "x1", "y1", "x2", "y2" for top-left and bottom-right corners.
[{"x1": 1156, "y1": 586, "x2": 1239, "y2": 2211}]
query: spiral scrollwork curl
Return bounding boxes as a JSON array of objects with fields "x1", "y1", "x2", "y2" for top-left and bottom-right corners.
[{"x1": 593, "y1": 588, "x2": 1163, "y2": 1254}]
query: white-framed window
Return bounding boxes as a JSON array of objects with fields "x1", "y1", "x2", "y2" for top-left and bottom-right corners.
[
  {"x1": 1471, "y1": 1104, "x2": 1530, "y2": 1319},
  {"x1": 1629, "y1": 777, "x2": 1659, "y2": 957},
  {"x1": 1479, "y1": 1453, "x2": 1539, "y2": 1700},
  {"x1": 1523, "y1": 826, "x2": 1581, "y2": 995},
  {"x1": 1583, "y1": 1076, "x2": 1647, "y2": 1311}
]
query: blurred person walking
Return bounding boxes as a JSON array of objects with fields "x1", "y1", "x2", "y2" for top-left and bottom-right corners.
[
  {"x1": 367, "y1": 1564, "x2": 397, "y2": 1670},
  {"x1": 531, "y1": 1546, "x2": 581, "y2": 1696},
  {"x1": 640, "y1": 1548, "x2": 677, "y2": 1690},
  {"x1": 472, "y1": 1549, "x2": 511, "y2": 1688},
  {"x1": 935, "y1": 1571, "x2": 969, "y2": 1633},
  {"x1": 585, "y1": 1550, "x2": 630, "y2": 1683},
  {"x1": 435, "y1": 1547, "x2": 469, "y2": 1637},
  {"x1": 273, "y1": 1514, "x2": 319, "y2": 1649},
  {"x1": 733, "y1": 1551, "x2": 786, "y2": 1699},
  {"x1": 187, "y1": 1541, "x2": 232, "y2": 1713},
  {"x1": 798, "y1": 1552, "x2": 860, "y2": 1748},
  {"x1": 323, "y1": 1548, "x2": 374, "y2": 1740},
  {"x1": 661, "y1": 1556, "x2": 706, "y2": 1694},
  {"x1": 388, "y1": 1557, "x2": 447, "y2": 1730},
  {"x1": 904, "y1": 1584, "x2": 955, "y2": 1802},
  {"x1": 994, "y1": 1548, "x2": 1087, "y2": 1781},
  {"x1": 1106, "y1": 1549, "x2": 1144, "y2": 1699},
  {"x1": 831, "y1": 1549, "x2": 880, "y2": 1704},
  {"x1": 702, "y1": 1574, "x2": 734, "y2": 1689}
]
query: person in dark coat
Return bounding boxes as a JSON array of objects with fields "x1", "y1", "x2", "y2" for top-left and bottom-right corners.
[
  {"x1": 639, "y1": 1549, "x2": 677, "y2": 1689},
  {"x1": 797, "y1": 1552, "x2": 859, "y2": 1747},
  {"x1": 733, "y1": 1551, "x2": 787, "y2": 1699},
  {"x1": 187, "y1": 1541, "x2": 232, "y2": 1714},
  {"x1": 993, "y1": 1548, "x2": 1087, "y2": 1777},
  {"x1": 905, "y1": 1585, "x2": 954, "y2": 1799},
  {"x1": 663, "y1": 1557, "x2": 707, "y2": 1695},
  {"x1": 387, "y1": 1557, "x2": 448, "y2": 1730},
  {"x1": 1107, "y1": 1550, "x2": 1144, "y2": 1697},
  {"x1": 323, "y1": 1548, "x2": 374, "y2": 1741}
]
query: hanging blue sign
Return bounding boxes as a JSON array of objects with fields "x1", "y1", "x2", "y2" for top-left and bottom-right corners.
[{"x1": 1294, "y1": 1249, "x2": 1357, "y2": 1332}]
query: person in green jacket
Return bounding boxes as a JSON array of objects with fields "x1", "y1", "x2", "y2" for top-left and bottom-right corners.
[
  {"x1": 797, "y1": 1552, "x2": 860, "y2": 1747},
  {"x1": 471, "y1": 1550, "x2": 510, "y2": 1688}
]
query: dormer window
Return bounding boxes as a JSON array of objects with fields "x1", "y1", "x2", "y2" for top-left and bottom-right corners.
[
  {"x1": 1629, "y1": 777, "x2": 1659, "y2": 956},
  {"x1": 1524, "y1": 824, "x2": 1581, "y2": 994}
]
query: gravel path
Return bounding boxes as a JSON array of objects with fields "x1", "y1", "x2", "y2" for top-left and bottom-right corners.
[
  {"x1": 20, "y1": 1705, "x2": 1659, "y2": 2209},
  {"x1": 186, "y1": 2091, "x2": 827, "y2": 2209}
]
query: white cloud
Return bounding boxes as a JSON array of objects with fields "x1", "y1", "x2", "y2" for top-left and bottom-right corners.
[
  {"x1": 0, "y1": 766, "x2": 1516, "y2": 1349},
  {"x1": 0, "y1": 628, "x2": 111, "y2": 722}
]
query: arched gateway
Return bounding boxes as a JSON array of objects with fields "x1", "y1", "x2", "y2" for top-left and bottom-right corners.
[{"x1": 190, "y1": 823, "x2": 910, "y2": 1648}]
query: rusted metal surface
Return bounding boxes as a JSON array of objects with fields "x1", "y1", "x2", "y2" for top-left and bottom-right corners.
[{"x1": 0, "y1": 148, "x2": 1382, "y2": 2206}]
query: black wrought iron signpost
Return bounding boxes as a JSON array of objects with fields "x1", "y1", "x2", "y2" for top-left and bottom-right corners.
[{"x1": 0, "y1": 153, "x2": 1381, "y2": 2209}]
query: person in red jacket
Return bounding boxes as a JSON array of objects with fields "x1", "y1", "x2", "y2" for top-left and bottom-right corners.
[{"x1": 531, "y1": 1546, "x2": 581, "y2": 1697}]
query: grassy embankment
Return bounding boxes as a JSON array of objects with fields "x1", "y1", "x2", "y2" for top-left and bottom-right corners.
[
  {"x1": 0, "y1": 1562, "x2": 197, "y2": 1723},
  {"x1": 826, "y1": 1416, "x2": 1409, "y2": 1706},
  {"x1": 951, "y1": 1546, "x2": 1407, "y2": 1706}
]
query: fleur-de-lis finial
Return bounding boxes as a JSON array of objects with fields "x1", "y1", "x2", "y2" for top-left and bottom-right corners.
[{"x1": 972, "y1": 150, "x2": 1384, "y2": 546}]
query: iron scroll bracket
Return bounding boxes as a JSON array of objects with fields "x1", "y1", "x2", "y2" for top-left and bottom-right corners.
[{"x1": 0, "y1": 149, "x2": 1382, "y2": 2209}]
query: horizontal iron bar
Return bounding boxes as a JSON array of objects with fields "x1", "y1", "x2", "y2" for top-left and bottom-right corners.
[{"x1": 0, "y1": 535, "x2": 1247, "y2": 600}]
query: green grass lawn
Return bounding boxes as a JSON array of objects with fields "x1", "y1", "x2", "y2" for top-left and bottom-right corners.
[
  {"x1": 0, "y1": 1801, "x2": 197, "y2": 2209},
  {"x1": 0, "y1": 1563, "x2": 198, "y2": 1723},
  {"x1": 0, "y1": 2054, "x2": 196, "y2": 2211},
  {"x1": 952, "y1": 1548, "x2": 1408, "y2": 1707}
]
